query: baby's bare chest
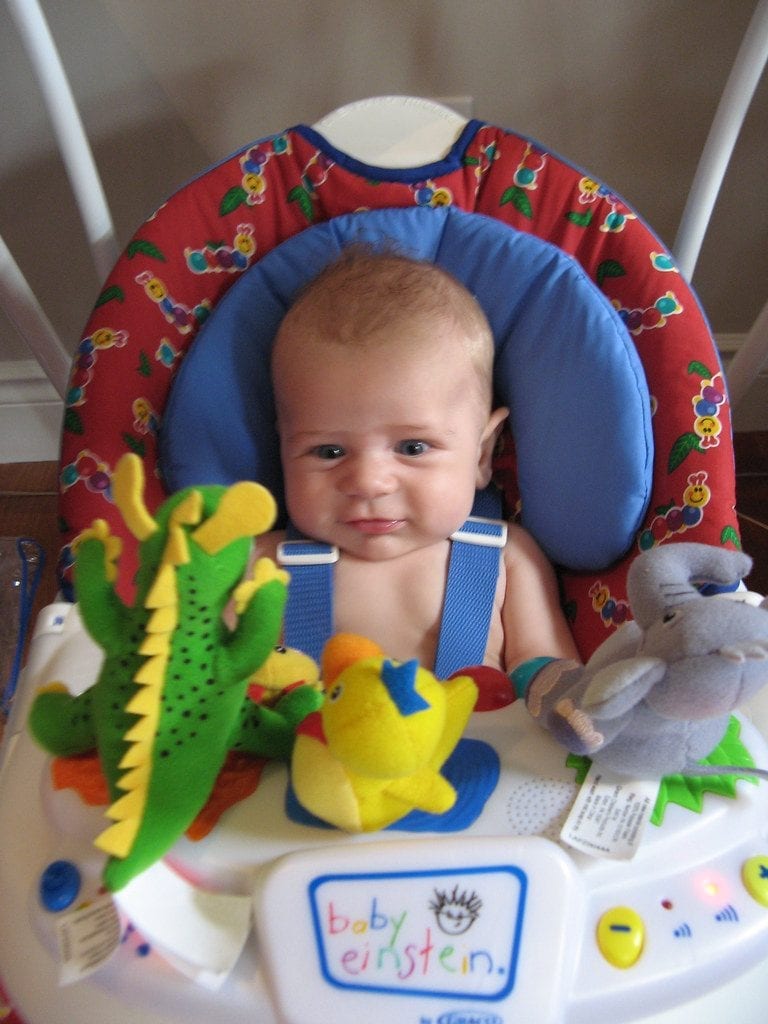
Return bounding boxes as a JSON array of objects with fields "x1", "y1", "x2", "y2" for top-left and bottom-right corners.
[{"x1": 333, "y1": 549, "x2": 451, "y2": 666}]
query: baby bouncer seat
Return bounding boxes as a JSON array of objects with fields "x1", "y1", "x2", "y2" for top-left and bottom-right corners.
[
  {"x1": 3, "y1": 96, "x2": 768, "y2": 1024},
  {"x1": 56, "y1": 98, "x2": 737, "y2": 659}
]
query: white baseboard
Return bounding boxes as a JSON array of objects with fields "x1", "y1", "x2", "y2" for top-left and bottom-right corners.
[
  {"x1": 0, "y1": 360, "x2": 63, "y2": 463},
  {"x1": 1, "y1": 335, "x2": 766, "y2": 464}
]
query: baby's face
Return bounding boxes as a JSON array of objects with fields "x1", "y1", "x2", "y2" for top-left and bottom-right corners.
[{"x1": 273, "y1": 322, "x2": 503, "y2": 562}]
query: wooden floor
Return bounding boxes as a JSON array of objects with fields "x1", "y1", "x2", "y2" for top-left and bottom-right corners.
[{"x1": 1, "y1": 433, "x2": 767, "y2": 610}]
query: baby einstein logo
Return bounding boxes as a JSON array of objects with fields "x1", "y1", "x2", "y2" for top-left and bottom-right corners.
[{"x1": 308, "y1": 866, "x2": 526, "y2": 1002}]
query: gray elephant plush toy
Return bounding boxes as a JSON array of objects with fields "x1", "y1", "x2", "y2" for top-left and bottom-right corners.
[{"x1": 515, "y1": 543, "x2": 768, "y2": 777}]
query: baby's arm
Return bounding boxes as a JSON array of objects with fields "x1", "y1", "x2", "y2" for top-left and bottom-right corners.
[{"x1": 500, "y1": 523, "x2": 579, "y2": 672}]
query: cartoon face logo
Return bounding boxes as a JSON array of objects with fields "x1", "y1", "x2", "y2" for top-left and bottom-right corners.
[
  {"x1": 140, "y1": 274, "x2": 167, "y2": 301},
  {"x1": 243, "y1": 172, "x2": 266, "y2": 200},
  {"x1": 429, "y1": 886, "x2": 482, "y2": 935},
  {"x1": 429, "y1": 187, "x2": 453, "y2": 207},
  {"x1": 132, "y1": 397, "x2": 159, "y2": 435},
  {"x1": 233, "y1": 224, "x2": 256, "y2": 256},
  {"x1": 694, "y1": 415, "x2": 722, "y2": 444},
  {"x1": 91, "y1": 327, "x2": 128, "y2": 350},
  {"x1": 683, "y1": 472, "x2": 711, "y2": 509},
  {"x1": 589, "y1": 582, "x2": 610, "y2": 612},
  {"x1": 578, "y1": 176, "x2": 602, "y2": 200}
]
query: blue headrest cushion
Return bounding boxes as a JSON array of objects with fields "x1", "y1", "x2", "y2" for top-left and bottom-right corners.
[{"x1": 160, "y1": 206, "x2": 653, "y2": 569}]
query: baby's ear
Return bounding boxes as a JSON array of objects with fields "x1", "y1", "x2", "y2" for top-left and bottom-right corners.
[{"x1": 476, "y1": 407, "x2": 509, "y2": 487}]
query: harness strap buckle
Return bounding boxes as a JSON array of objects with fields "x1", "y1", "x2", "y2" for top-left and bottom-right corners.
[
  {"x1": 277, "y1": 540, "x2": 339, "y2": 566},
  {"x1": 450, "y1": 516, "x2": 508, "y2": 548}
]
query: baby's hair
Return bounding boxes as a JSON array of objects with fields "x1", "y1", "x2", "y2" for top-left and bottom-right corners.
[{"x1": 275, "y1": 244, "x2": 495, "y2": 405}]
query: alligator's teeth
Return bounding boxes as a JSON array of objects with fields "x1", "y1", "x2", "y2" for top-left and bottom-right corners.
[
  {"x1": 145, "y1": 562, "x2": 177, "y2": 608},
  {"x1": 94, "y1": 818, "x2": 138, "y2": 858},
  {"x1": 133, "y1": 653, "x2": 167, "y2": 688}
]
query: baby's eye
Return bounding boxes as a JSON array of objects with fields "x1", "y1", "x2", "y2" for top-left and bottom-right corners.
[
  {"x1": 396, "y1": 439, "x2": 430, "y2": 457},
  {"x1": 312, "y1": 444, "x2": 345, "y2": 460}
]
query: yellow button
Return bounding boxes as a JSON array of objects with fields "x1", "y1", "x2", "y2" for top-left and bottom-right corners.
[
  {"x1": 742, "y1": 856, "x2": 768, "y2": 907},
  {"x1": 596, "y1": 906, "x2": 645, "y2": 968}
]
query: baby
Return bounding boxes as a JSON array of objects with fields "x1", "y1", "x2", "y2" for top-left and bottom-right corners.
[{"x1": 258, "y1": 247, "x2": 578, "y2": 674}]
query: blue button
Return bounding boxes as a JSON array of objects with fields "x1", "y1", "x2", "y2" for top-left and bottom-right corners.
[{"x1": 39, "y1": 860, "x2": 81, "y2": 912}]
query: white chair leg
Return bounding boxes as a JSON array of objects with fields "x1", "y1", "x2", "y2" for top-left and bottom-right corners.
[
  {"x1": 0, "y1": 233, "x2": 71, "y2": 399},
  {"x1": 673, "y1": 0, "x2": 768, "y2": 281}
]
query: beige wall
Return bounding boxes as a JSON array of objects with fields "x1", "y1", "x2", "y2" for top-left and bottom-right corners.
[{"x1": 1, "y1": 1, "x2": 766, "y2": 370}]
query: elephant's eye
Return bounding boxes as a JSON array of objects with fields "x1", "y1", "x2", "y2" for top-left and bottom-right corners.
[{"x1": 662, "y1": 611, "x2": 679, "y2": 626}]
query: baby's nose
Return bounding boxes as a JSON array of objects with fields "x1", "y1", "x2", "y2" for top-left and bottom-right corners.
[{"x1": 340, "y1": 453, "x2": 396, "y2": 497}]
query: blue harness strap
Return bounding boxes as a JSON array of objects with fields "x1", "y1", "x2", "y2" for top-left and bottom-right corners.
[
  {"x1": 277, "y1": 538, "x2": 338, "y2": 664},
  {"x1": 278, "y1": 488, "x2": 506, "y2": 671},
  {"x1": 434, "y1": 507, "x2": 507, "y2": 679}
]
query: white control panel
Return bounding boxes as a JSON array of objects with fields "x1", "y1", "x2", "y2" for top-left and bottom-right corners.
[{"x1": 255, "y1": 837, "x2": 584, "y2": 1024}]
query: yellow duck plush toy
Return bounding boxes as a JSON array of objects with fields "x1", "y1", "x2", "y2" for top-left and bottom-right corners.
[{"x1": 291, "y1": 634, "x2": 478, "y2": 832}]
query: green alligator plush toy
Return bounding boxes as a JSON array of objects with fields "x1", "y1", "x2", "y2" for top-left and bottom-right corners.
[{"x1": 29, "y1": 453, "x2": 321, "y2": 891}]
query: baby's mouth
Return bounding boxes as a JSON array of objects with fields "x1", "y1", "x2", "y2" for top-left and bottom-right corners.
[{"x1": 345, "y1": 518, "x2": 405, "y2": 535}]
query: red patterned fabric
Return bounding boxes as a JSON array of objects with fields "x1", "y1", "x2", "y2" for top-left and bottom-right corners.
[
  {"x1": 0, "y1": 974, "x2": 27, "y2": 1023},
  {"x1": 58, "y1": 123, "x2": 738, "y2": 660}
]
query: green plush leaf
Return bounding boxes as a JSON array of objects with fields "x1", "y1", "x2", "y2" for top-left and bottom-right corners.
[
  {"x1": 95, "y1": 285, "x2": 124, "y2": 308},
  {"x1": 500, "y1": 185, "x2": 533, "y2": 219},
  {"x1": 566, "y1": 753, "x2": 590, "y2": 784},
  {"x1": 63, "y1": 407, "x2": 84, "y2": 435},
  {"x1": 650, "y1": 717, "x2": 757, "y2": 825},
  {"x1": 463, "y1": 156, "x2": 481, "y2": 167},
  {"x1": 720, "y1": 525, "x2": 742, "y2": 549},
  {"x1": 688, "y1": 360, "x2": 713, "y2": 380},
  {"x1": 596, "y1": 259, "x2": 627, "y2": 287},
  {"x1": 288, "y1": 185, "x2": 315, "y2": 222},
  {"x1": 668, "y1": 432, "x2": 703, "y2": 472},
  {"x1": 566, "y1": 210, "x2": 592, "y2": 228},
  {"x1": 126, "y1": 239, "x2": 166, "y2": 261},
  {"x1": 219, "y1": 186, "x2": 248, "y2": 216}
]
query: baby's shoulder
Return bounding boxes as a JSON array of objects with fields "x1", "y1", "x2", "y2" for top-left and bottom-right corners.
[
  {"x1": 500, "y1": 521, "x2": 556, "y2": 578},
  {"x1": 502, "y1": 520, "x2": 545, "y2": 555}
]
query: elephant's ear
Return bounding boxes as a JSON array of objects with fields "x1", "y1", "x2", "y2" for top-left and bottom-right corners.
[
  {"x1": 627, "y1": 544, "x2": 752, "y2": 629},
  {"x1": 582, "y1": 657, "x2": 665, "y2": 719}
]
